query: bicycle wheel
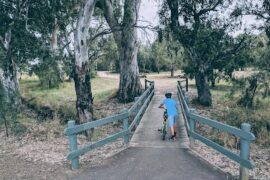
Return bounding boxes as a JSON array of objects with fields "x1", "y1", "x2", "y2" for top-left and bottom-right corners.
[{"x1": 162, "y1": 125, "x2": 166, "y2": 140}]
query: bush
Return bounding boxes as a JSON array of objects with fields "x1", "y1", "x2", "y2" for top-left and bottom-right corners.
[{"x1": 213, "y1": 104, "x2": 270, "y2": 146}]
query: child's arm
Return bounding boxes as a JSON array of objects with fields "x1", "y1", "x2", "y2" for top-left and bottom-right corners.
[
  {"x1": 159, "y1": 99, "x2": 165, "y2": 108},
  {"x1": 158, "y1": 103, "x2": 164, "y2": 108}
]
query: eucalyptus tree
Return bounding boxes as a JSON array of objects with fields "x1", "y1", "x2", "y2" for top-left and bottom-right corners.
[
  {"x1": 28, "y1": 0, "x2": 77, "y2": 88},
  {"x1": 0, "y1": 0, "x2": 47, "y2": 135},
  {"x1": 0, "y1": 0, "x2": 42, "y2": 109},
  {"x1": 97, "y1": 0, "x2": 142, "y2": 102},
  {"x1": 160, "y1": 0, "x2": 246, "y2": 106}
]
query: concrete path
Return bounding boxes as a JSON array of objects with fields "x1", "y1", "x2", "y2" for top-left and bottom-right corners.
[{"x1": 72, "y1": 83, "x2": 229, "y2": 180}]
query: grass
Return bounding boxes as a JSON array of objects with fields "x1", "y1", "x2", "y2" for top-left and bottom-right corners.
[
  {"x1": 19, "y1": 76, "x2": 119, "y2": 123},
  {"x1": 208, "y1": 82, "x2": 270, "y2": 146},
  {"x1": 20, "y1": 77, "x2": 118, "y2": 106}
]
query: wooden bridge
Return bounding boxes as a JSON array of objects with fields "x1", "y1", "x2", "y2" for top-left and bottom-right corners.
[{"x1": 64, "y1": 79, "x2": 255, "y2": 180}]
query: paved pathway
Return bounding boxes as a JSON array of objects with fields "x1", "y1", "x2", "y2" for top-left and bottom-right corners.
[{"x1": 73, "y1": 82, "x2": 229, "y2": 180}]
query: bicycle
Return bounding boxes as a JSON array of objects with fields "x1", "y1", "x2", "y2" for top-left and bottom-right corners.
[{"x1": 158, "y1": 109, "x2": 168, "y2": 140}]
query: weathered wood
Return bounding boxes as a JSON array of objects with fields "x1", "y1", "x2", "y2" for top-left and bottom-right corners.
[
  {"x1": 65, "y1": 113, "x2": 128, "y2": 135},
  {"x1": 189, "y1": 131, "x2": 254, "y2": 169},
  {"x1": 177, "y1": 92, "x2": 190, "y2": 132},
  {"x1": 121, "y1": 109, "x2": 129, "y2": 143},
  {"x1": 189, "y1": 108, "x2": 196, "y2": 148},
  {"x1": 129, "y1": 90, "x2": 154, "y2": 131},
  {"x1": 67, "y1": 130, "x2": 129, "y2": 160},
  {"x1": 189, "y1": 113, "x2": 255, "y2": 141},
  {"x1": 128, "y1": 84, "x2": 153, "y2": 115},
  {"x1": 68, "y1": 121, "x2": 79, "y2": 169},
  {"x1": 240, "y1": 123, "x2": 252, "y2": 180}
]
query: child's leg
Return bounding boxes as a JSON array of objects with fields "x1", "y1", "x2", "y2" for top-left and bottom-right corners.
[
  {"x1": 173, "y1": 116, "x2": 177, "y2": 135},
  {"x1": 168, "y1": 116, "x2": 176, "y2": 140}
]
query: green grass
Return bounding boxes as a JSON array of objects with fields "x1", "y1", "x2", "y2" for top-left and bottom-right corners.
[
  {"x1": 19, "y1": 76, "x2": 119, "y2": 122},
  {"x1": 208, "y1": 82, "x2": 270, "y2": 146},
  {"x1": 20, "y1": 77, "x2": 118, "y2": 107}
]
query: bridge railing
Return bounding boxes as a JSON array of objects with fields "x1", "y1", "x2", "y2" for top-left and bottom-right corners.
[
  {"x1": 177, "y1": 80, "x2": 255, "y2": 180},
  {"x1": 64, "y1": 80, "x2": 154, "y2": 170}
]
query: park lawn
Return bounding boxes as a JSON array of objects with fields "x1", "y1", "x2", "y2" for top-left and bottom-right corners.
[
  {"x1": 20, "y1": 76, "x2": 119, "y2": 106},
  {"x1": 19, "y1": 76, "x2": 119, "y2": 121}
]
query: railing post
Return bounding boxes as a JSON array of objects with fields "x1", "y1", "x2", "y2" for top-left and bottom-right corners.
[
  {"x1": 151, "y1": 81, "x2": 155, "y2": 94},
  {"x1": 184, "y1": 94, "x2": 190, "y2": 107},
  {"x1": 151, "y1": 81, "x2": 155, "y2": 97},
  {"x1": 145, "y1": 79, "x2": 147, "y2": 90},
  {"x1": 186, "y1": 77, "x2": 188, "y2": 92},
  {"x1": 240, "y1": 123, "x2": 251, "y2": 180},
  {"x1": 189, "y1": 108, "x2": 196, "y2": 148},
  {"x1": 122, "y1": 109, "x2": 129, "y2": 143},
  {"x1": 134, "y1": 97, "x2": 140, "y2": 126},
  {"x1": 68, "y1": 120, "x2": 79, "y2": 170}
]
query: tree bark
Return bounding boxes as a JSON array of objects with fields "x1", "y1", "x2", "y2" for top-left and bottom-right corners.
[
  {"x1": 0, "y1": 30, "x2": 20, "y2": 109},
  {"x1": 238, "y1": 76, "x2": 258, "y2": 108},
  {"x1": 0, "y1": 39, "x2": 20, "y2": 138},
  {"x1": 101, "y1": 0, "x2": 142, "y2": 102},
  {"x1": 195, "y1": 69, "x2": 212, "y2": 106},
  {"x1": 74, "y1": 0, "x2": 96, "y2": 138},
  {"x1": 170, "y1": 67, "x2": 174, "y2": 77},
  {"x1": 118, "y1": 0, "x2": 142, "y2": 102},
  {"x1": 51, "y1": 22, "x2": 64, "y2": 83}
]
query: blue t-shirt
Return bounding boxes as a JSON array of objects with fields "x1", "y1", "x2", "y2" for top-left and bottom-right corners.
[{"x1": 162, "y1": 98, "x2": 177, "y2": 116}]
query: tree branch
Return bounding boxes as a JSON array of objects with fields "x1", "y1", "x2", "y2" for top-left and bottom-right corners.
[{"x1": 197, "y1": 0, "x2": 222, "y2": 16}]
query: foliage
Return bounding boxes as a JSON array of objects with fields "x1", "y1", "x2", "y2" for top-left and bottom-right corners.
[
  {"x1": 160, "y1": 0, "x2": 249, "y2": 106},
  {"x1": 96, "y1": 36, "x2": 119, "y2": 72},
  {"x1": 212, "y1": 91, "x2": 270, "y2": 146},
  {"x1": 229, "y1": 33, "x2": 270, "y2": 108}
]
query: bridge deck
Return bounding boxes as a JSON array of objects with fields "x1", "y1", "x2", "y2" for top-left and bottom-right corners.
[
  {"x1": 129, "y1": 91, "x2": 189, "y2": 148},
  {"x1": 73, "y1": 86, "x2": 229, "y2": 180}
]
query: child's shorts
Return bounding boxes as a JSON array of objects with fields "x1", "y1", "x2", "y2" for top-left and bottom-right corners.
[{"x1": 168, "y1": 115, "x2": 177, "y2": 128}]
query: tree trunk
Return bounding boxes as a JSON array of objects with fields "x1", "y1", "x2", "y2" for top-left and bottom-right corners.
[
  {"x1": 101, "y1": 0, "x2": 142, "y2": 102},
  {"x1": 0, "y1": 30, "x2": 20, "y2": 109},
  {"x1": 195, "y1": 69, "x2": 212, "y2": 106},
  {"x1": 238, "y1": 76, "x2": 258, "y2": 108},
  {"x1": 51, "y1": 22, "x2": 64, "y2": 82},
  {"x1": 118, "y1": 1, "x2": 142, "y2": 102},
  {"x1": 0, "y1": 61, "x2": 20, "y2": 108},
  {"x1": 74, "y1": 0, "x2": 96, "y2": 139},
  {"x1": 170, "y1": 68, "x2": 174, "y2": 77}
]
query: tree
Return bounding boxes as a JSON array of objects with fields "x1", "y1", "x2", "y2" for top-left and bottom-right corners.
[
  {"x1": 73, "y1": 0, "x2": 97, "y2": 138},
  {"x1": 98, "y1": 0, "x2": 142, "y2": 102},
  {"x1": 0, "y1": 0, "x2": 49, "y2": 135},
  {"x1": 27, "y1": 0, "x2": 77, "y2": 88},
  {"x1": 161, "y1": 0, "x2": 246, "y2": 106}
]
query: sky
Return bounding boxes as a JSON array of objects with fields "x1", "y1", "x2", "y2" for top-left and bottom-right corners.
[
  {"x1": 138, "y1": 0, "x2": 159, "y2": 44},
  {"x1": 137, "y1": 0, "x2": 264, "y2": 44}
]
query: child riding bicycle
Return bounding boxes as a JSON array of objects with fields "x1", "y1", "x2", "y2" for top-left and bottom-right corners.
[{"x1": 158, "y1": 92, "x2": 177, "y2": 140}]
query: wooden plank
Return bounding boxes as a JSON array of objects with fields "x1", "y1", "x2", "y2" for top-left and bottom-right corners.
[
  {"x1": 177, "y1": 92, "x2": 190, "y2": 132},
  {"x1": 129, "y1": 85, "x2": 152, "y2": 115},
  {"x1": 190, "y1": 113, "x2": 255, "y2": 141},
  {"x1": 129, "y1": 90, "x2": 154, "y2": 131},
  {"x1": 189, "y1": 131, "x2": 254, "y2": 169},
  {"x1": 178, "y1": 86, "x2": 189, "y2": 113},
  {"x1": 65, "y1": 113, "x2": 129, "y2": 135},
  {"x1": 67, "y1": 130, "x2": 129, "y2": 160}
]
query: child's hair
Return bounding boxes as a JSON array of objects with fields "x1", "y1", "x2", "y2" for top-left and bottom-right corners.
[{"x1": 165, "y1": 92, "x2": 172, "y2": 98}]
